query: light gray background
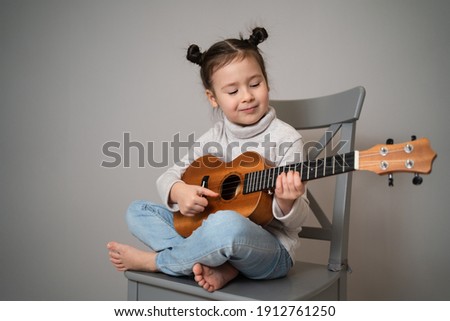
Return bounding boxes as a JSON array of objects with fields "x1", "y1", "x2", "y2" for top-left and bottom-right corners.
[{"x1": 1, "y1": 0, "x2": 449, "y2": 300}]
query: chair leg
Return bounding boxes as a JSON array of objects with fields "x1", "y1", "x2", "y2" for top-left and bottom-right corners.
[
  {"x1": 127, "y1": 279, "x2": 138, "y2": 300},
  {"x1": 337, "y1": 271, "x2": 347, "y2": 300}
]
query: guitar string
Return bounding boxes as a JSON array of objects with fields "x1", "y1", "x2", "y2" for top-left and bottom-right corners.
[
  {"x1": 192, "y1": 155, "x2": 354, "y2": 194},
  {"x1": 200, "y1": 154, "x2": 354, "y2": 192},
  {"x1": 192, "y1": 164, "x2": 314, "y2": 193}
]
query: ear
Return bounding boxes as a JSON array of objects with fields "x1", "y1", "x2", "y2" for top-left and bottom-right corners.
[{"x1": 205, "y1": 89, "x2": 219, "y2": 108}]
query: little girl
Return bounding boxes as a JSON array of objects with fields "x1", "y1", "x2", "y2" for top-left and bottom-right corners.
[{"x1": 108, "y1": 27, "x2": 310, "y2": 292}]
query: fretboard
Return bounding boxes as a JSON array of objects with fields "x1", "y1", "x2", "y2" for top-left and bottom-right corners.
[{"x1": 243, "y1": 151, "x2": 356, "y2": 194}]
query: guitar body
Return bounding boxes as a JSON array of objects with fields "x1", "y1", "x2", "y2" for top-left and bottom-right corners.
[{"x1": 173, "y1": 151, "x2": 273, "y2": 237}]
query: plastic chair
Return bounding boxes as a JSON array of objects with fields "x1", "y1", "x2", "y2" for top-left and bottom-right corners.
[{"x1": 125, "y1": 86, "x2": 366, "y2": 300}]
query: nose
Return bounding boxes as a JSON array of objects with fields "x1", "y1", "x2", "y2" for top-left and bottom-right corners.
[{"x1": 241, "y1": 88, "x2": 255, "y2": 103}]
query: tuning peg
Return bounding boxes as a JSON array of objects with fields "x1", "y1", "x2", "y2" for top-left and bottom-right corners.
[
  {"x1": 413, "y1": 173, "x2": 423, "y2": 185},
  {"x1": 386, "y1": 138, "x2": 394, "y2": 187},
  {"x1": 410, "y1": 135, "x2": 423, "y2": 185}
]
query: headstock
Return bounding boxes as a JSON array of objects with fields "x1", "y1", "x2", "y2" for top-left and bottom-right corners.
[{"x1": 358, "y1": 137, "x2": 437, "y2": 179}]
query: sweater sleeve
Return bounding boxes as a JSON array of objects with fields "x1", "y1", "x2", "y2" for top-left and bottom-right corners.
[{"x1": 155, "y1": 127, "x2": 216, "y2": 212}]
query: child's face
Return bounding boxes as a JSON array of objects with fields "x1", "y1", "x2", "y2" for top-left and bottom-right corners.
[{"x1": 206, "y1": 56, "x2": 269, "y2": 126}]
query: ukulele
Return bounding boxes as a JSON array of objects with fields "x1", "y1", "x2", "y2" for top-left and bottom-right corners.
[{"x1": 173, "y1": 137, "x2": 437, "y2": 237}]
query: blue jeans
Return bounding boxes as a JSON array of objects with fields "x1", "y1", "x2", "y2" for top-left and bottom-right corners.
[{"x1": 126, "y1": 200, "x2": 292, "y2": 279}]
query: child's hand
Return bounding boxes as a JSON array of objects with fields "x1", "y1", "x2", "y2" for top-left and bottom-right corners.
[
  {"x1": 170, "y1": 182, "x2": 219, "y2": 216},
  {"x1": 274, "y1": 171, "x2": 305, "y2": 215}
]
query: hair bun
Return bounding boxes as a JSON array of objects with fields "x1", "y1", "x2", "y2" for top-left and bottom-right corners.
[
  {"x1": 186, "y1": 44, "x2": 204, "y2": 66},
  {"x1": 248, "y1": 27, "x2": 268, "y2": 46}
]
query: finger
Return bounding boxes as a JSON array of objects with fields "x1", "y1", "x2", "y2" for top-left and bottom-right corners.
[
  {"x1": 283, "y1": 171, "x2": 293, "y2": 189},
  {"x1": 289, "y1": 171, "x2": 305, "y2": 196},
  {"x1": 181, "y1": 211, "x2": 196, "y2": 217},
  {"x1": 195, "y1": 195, "x2": 209, "y2": 207},
  {"x1": 287, "y1": 171, "x2": 302, "y2": 191},
  {"x1": 200, "y1": 187, "x2": 219, "y2": 198},
  {"x1": 293, "y1": 171, "x2": 302, "y2": 190},
  {"x1": 276, "y1": 172, "x2": 285, "y2": 193},
  {"x1": 181, "y1": 201, "x2": 206, "y2": 216}
]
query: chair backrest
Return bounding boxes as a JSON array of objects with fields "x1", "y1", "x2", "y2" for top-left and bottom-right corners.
[{"x1": 270, "y1": 86, "x2": 365, "y2": 272}]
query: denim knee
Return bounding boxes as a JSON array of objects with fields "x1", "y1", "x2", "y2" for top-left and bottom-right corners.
[
  {"x1": 202, "y1": 210, "x2": 256, "y2": 242},
  {"x1": 126, "y1": 200, "x2": 144, "y2": 221},
  {"x1": 125, "y1": 200, "x2": 159, "y2": 230}
]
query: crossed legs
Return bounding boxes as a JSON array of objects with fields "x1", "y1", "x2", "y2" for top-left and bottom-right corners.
[{"x1": 108, "y1": 201, "x2": 289, "y2": 292}]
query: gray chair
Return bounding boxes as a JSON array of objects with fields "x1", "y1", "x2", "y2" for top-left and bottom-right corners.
[{"x1": 125, "y1": 86, "x2": 366, "y2": 300}]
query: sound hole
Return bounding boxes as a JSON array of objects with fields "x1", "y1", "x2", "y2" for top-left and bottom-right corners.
[{"x1": 221, "y1": 174, "x2": 241, "y2": 200}]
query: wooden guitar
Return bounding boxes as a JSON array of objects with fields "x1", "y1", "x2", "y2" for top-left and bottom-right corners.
[{"x1": 173, "y1": 138, "x2": 437, "y2": 237}]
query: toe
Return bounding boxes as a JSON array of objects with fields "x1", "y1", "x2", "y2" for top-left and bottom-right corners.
[
  {"x1": 109, "y1": 250, "x2": 122, "y2": 259},
  {"x1": 192, "y1": 263, "x2": 202, "y2": 275}
]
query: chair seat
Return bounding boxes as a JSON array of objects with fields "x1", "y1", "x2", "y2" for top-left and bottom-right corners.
[{"x1": 125, "y1": 261, "x2": 341, "y2": 301}]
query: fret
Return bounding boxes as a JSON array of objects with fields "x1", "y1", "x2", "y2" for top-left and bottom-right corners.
[
  {"x1": 315, "y1": 160, "x2": 318, "y2": 178},
  {"x1": 337, "y1": 155, "x2": 341, "y2": 173},
  {"x1": 251, "y1": 172, "x2": 254, "y2": 192},
  {"x1": 329, "y1": 156, "x2": 334, "y2": 176},
  {"x1": 338, "y1": 154, "x2": 344, "y2": 173},
  {"x1": 343, "y1": 153, "x2": 346, "y2": 173},
  {"x1": 260, "y1": 170, "x2": 264, "y2": 190},
  {"x1": 263, "y1": 169, "x2": 269, "y2": 190},
  {"x1": 307, "y1": 160, "x2": 310, "y2": 180},
  {"x1": 276, "y1": 166, "x2": 280, "y2": 187},
  {"x1": 272, "y1": 168, "x2": 276, "y2": 188},
  {"x1": 244, "y1": 173, "x2": 248, "y2": 193},
  {"x1": 262, "y1": 169, "x2": 266, "y2": 190},
  {"x1": 331, "y1": 156, "x2": 336, "y2": 175},
  {"x1": 300, "y1": 162, "x2": 304, "y2": 180},
  {"x1": 264, "y1": 169, "x2": 268, "y2": 189},
  {"x1": 316, "y1": 159, "x2": 323, "y2": 179},
  {"x1": 246, "y1": 172, "x2": 250, "y2": 193},
  {"x1": 258, "y1": 171, "x2": 262, "y2": 191},
  {"x1": 323, "y1": 158, "x2": 326, "y2": 177},
  {"x1": 258, "y1": 170, "x2": 262, "y2": 191},
  {"x1": 273, "y1": 167, "x2": 277, "y2": 189},
  {"x1": 259, "y1": 170, "x2": 264, "y2": 191}
]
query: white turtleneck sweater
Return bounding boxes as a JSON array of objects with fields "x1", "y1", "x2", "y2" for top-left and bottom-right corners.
[{"x1": 156, "y1": 107, "x2": 311, "y2": 262}]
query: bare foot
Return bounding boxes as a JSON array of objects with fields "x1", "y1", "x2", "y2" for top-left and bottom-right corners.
[
  {"x1": 193, "y1": 263, "x2": 239, "y2": 292},
  {"x1": 107, "y1": 241, "x2": 158, "y2": 272}
]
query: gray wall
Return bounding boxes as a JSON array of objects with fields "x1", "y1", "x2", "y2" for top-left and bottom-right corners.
[{"x1": 1, "y1": 0, "x2": 448, "y2": 300}]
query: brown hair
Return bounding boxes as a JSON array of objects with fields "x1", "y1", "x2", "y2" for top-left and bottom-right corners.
[{"x1": 186, "y1": 27, "x2": 269, "y2": 91}]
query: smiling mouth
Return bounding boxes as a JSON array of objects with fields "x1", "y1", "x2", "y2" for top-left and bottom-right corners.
[{"x1": 240, "y1": 106, "x2": 258, "y2": 112}]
